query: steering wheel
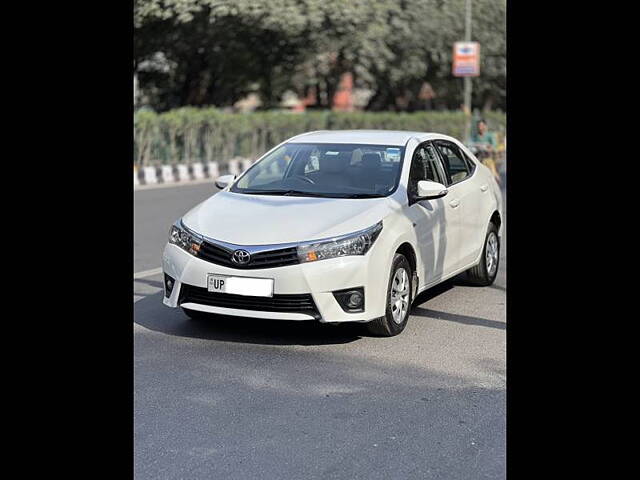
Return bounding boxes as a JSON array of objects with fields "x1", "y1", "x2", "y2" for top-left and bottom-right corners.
[{"x1": 292, "y1": 175, "x2": 315, "y2": 185}]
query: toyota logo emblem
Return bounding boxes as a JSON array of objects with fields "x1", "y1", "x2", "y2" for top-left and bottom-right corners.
[{"x1": 231, "y1": 249, "x2": 251, "y2": 265}]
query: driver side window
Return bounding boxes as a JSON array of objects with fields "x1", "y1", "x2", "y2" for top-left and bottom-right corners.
[{"x1": 408, "y1": 143, "x2": 443, "y2": 198}]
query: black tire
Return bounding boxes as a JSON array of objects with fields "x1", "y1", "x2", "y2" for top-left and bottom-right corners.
[
  {"x1": 466, "y1": 222, "x2": 500, "y2": 286},
  {"x1": 366, "y1": 253, "x2": 412, "y2": 337},
  {"x1": 181, "y1": 307, "x2": 212, "y2": 320}
]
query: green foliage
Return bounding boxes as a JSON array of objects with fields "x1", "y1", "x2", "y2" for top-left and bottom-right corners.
[
  {"x1": 134, "y1": 0, "x2": 506, "y2": 112},
  {"x1": 134, "y1": 108, "x2": 506, "y2": 165}
]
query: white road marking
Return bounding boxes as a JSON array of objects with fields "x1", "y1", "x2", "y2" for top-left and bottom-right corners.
[{"x1": 134, "y1": 267, "x2": 163, "y2": 279}]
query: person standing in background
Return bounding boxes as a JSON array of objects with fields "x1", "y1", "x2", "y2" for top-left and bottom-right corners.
[{"x1": 469, "y1": 119, "x2": 501, "y2": 184}]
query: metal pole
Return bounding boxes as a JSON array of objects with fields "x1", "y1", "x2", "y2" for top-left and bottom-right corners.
[{"x1": 463, "y1": 0, "x2": 473, "y2": 142}]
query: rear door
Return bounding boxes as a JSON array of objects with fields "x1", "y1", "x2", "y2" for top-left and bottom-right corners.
[
  {"x1": 459, "y1": 147, "x2": 490, "y2": 263},
  {"x1": 433, "y1": 140, "x2": 483, "y2": 269}
]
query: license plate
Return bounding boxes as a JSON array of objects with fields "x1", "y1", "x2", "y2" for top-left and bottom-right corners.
[{"x1": 207, "y1": 274, "x2": 274, "y2": 297}]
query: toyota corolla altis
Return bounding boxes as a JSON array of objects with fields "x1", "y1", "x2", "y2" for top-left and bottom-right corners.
[{"x1": 162, "y1": 130, "x2": 502, "y2": 336}]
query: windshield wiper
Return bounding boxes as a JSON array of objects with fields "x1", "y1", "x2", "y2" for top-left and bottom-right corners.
[
  {"x1": 240, "y1": 189, "x2": 331, "y2": 197},
  {"x1": 240, "y1": 190, "x2": 384, "y2": 198},
  {"x1": 240, "y1": 189, "x2": 296, "y2": 195},
  {"x1": 339, "y1": 193, "x2": 386, "y2": 198}
]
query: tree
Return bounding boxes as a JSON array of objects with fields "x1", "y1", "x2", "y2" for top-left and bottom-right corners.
[
  {"x1": 135, "y1": 0, "x2": 319, "y2": 109},
  {"x1": 134, "y1": 0, "x2": 506, "y2": 112}
]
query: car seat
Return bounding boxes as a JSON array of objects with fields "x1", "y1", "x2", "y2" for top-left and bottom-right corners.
[
  {"x1": 354, "y1": 152, "x2": 384, "y2": 191},
  {"x1": 316, "y1": 151, "x2": 353, "y2": 188}
]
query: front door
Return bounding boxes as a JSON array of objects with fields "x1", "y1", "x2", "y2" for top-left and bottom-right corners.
[{"x1": 405, "y1": 142, "x2": 460, "y2": 285}]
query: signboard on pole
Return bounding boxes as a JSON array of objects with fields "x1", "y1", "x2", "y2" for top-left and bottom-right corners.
[{"x1": 453, "y1": 41, "x2": 480, "y2": 77}]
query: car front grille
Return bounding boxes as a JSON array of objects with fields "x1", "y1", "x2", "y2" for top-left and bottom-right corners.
[
  {"x1": 179, "y1": 284, "x2": 320, "y2": 319},
  {"x1": 197, "y1": 240, "x2": 299, "y2": 269}
]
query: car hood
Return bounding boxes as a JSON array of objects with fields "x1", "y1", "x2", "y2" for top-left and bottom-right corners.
[{"x1": 181, "y1": 191, "x2": 395, "y2": 245}]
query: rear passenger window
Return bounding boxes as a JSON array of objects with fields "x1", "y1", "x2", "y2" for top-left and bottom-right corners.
[
  {"x1": 435, "y1": 141, "x2": 470, "y2": 185},
  {"x1": 462, "y1": 151, "x2": 476, "y2": 174}
]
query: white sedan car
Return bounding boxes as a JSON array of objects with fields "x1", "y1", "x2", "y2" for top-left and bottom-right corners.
[{"x1": 162, "y1": 130, "x2": 502, "y2": 336}]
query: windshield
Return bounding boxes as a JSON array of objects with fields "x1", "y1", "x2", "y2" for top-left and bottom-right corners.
[{"x1": 230, "y1": 143, "x2": 405, "y2": 198}]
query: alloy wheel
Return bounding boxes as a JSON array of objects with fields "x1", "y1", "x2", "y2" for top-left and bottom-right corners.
[
  {"x1": 390, "y1": 267, "x2": 410, "y2": 324},
  {"x1": 486, "y1": 232, "x2": 499, "y2": 276}
]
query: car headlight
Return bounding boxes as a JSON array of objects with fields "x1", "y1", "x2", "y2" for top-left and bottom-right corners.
[
  {"x1": 297, "y1": 221, "x2": 383, "y2": 263},
  {"x1": 168, "y1": 220, "x2": 203, "y2": 256}
]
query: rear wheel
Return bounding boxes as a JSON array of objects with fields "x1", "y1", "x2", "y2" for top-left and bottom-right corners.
[
  {"x1": 366, "y1": 253, "x2": 412, "y2": 337},
  {"x1": 466, "y1": 222, "x2": 500, "y2": 286}
]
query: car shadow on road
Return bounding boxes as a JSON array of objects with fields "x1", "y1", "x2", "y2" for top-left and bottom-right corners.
[
  {"x1": 134, "y1": 272, "x2": 504, "y2": 345},
  {"x1": 134, "y1": 291, "x2": 365, "y2": 346},
  {"x1": 412, "y1": 306, "x2": 506, "y2": 330},
  {"x1": 410, "y1": 275, "x2": 506, "y2": 331}
]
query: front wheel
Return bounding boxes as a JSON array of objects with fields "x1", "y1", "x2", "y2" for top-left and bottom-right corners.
[
  {"x1": 366, "y1": 253, "x2": 412, "y2": 337},
  {"x1": 466, "y1": 222, "x2": 500, "y2": 286}
]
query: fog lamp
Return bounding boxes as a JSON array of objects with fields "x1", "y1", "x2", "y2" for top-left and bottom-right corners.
[
  {"x1": 333, "y1": 287, "x2": 365, "y2": 313},
  {"x1": 164, "y1": 273, "x2": 175, "y2": 298},
  {"x1": 347, "y1": 291, "x2": 363, "y2": 308}
]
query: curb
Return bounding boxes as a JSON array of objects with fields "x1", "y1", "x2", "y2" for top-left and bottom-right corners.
[{"x1": 134, "y1": 158, "x2": 253, "y2": 188}]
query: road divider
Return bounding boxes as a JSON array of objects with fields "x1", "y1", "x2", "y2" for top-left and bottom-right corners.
[
  {"x1": 160, "y1": 165, "x2": 173, "y2": 183},
  {"x1": 143, "y1": 166, "x2": 158, "y2": 185},
  {"x1": 134, "y1": 157, "x2": 250, "y2": 189},
  {"x1": 228, "y1": 159, "x2": 241, "y2": 176},
  {"x1": 242, "y1": 159, "x2": 254, "y2": 171},
  {"x1": 192, "y1": 163, "x2": 205, "y2": 179},
  {"x1": 208, "y1": 161, "x2": 220, "y2": 178}
]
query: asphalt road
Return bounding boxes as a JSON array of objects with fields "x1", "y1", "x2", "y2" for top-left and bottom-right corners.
[{"x1": 134, "y1": 171, "x2": 506, "y2": 479}]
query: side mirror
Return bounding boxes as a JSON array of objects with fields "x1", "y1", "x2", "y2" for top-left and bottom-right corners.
[
  {"x1": 416, "y1": 180, "x2": 448, "y2": 200},
  {"x1": 215, "y1": 174, "x2": 236, "y2": 190}
]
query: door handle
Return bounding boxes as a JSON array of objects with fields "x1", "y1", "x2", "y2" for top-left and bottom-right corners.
[
  {"x1": 480, "y1": 184, "x2": 488, "y2": 192},
  {"x1": 449, "y1": 199, "x2": 460, "y2": 208}
]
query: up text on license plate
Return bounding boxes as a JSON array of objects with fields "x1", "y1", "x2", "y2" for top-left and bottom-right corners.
[{"x1": 207, "y1": 274, "x2": 274, "y2": 297}]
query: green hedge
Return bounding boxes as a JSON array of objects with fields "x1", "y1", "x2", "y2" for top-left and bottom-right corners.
[{"x1": 134, "y1": 108, "x2": 506, "y2": 166}]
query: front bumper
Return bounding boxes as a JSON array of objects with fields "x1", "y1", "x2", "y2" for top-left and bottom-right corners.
[{"x1": 162, "y1": 243, "x2": 388, "y2": 323}]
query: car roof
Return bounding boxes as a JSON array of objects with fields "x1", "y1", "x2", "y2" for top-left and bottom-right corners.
[{"x1": 287, "y1": 129, "x2": 456, "y2": 146}]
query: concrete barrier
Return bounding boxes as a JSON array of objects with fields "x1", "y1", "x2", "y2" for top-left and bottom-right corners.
[
  {"x1": 176, "y1": 164, "x2": 190, "y2": 182},
  {"x1": 192, "y1": 162, "x2": 205, "y2": 180},
  {"x1": 241, "y1": 159, "x2": 253, "y2": 172},
  {"x1": 207, "y1": 161, "x2": 220, "y2": 179},
  {"x1": 228, "y1": 159, "x2": 242, "y2": 176},
  {"x1": 143, "y1": 166, "x2": 158, "y2": 185},
  {"x1": 135, "y1": 158, "x2": 252, "y2": 188},
  {"x1": 160, "y1": 165, "x2": 174, "y2": 183}
]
